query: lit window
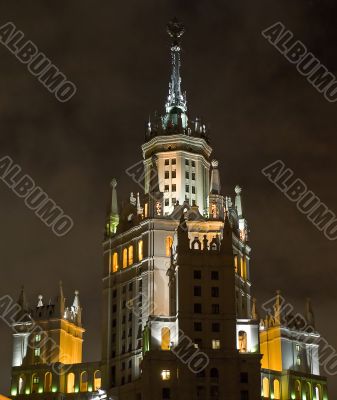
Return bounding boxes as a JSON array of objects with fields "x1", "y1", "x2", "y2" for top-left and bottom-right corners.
[
  {"x1": 161, "y1": 370, "x2": 171, "y2": 381},
  {"x1": 112, "y1": 252, "x2": 118, "y2": 272},
  {"x1": 35, "y1": 334, "x2": 41, "y2": 342},
  {"x1": 296, "y1": 357, "x2": 301, "y2": 366},
  {"x1": 234, "y1": 255, "x2": 238, "y2": 273},
  {"x1": 138, "y1": 240, "x2": 143, "y2": 261},
  {"x1": 144, "y1": 203, "x2": 148, "y2": 217},
  {"x1": 128, "y1": 245, "x2": 133, "y2": 266},
  {"x1": 123, "y1": 248, "x2": 128, "y2": 268},
  {"x1": 166, "y1": 236, "x2": 173, "y2": 256},
  {"x1": 296, "y1": 344, "x2": 300, "y2": 351},
  {"x1": 34, "y1": 348, "x2": 40, "y2": 357},
  {"x1": 212, "y1": 339, "x2": 221, "y2": 350},
  {"x1": 161, "y1": 327, "x2": 171, "y2": 351}
]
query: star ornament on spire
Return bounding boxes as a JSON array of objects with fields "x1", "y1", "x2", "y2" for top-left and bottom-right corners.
[{"x1": 167, "y1": 18, "x2": 185, "y2": 45}]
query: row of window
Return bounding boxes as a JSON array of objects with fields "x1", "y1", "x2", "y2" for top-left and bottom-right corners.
[
  {"x1": 194, "y1": 286, "x2": 219, "y2": 297},
  {"x1": 193, "y1": 303, "x2": 220, "y2": 314},
  {"x1": 164, "y1": 184, "x2": 196, "y2": 193},
  {"x1": 15, "y1": 371, "x2": 101, "y2": 395},
  {"x1": 194, "y1": 270, "x2": 219, "y2": 280},
  {"x1": 164, "y1": 159, "x2": 196, "y2": 167},
  {"x1": 111, "y1": 241, "x2": 143, "y2": 272}
]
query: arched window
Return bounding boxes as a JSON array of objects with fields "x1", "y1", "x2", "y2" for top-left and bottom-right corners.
[
  {"x1": 273, "y1": 379, "x2": 280, "y2": 400},
  {"x1": 31, "y1": 374, "x2": 39, "y2": 394},
  {"x1": 263, "y1": 377, "x2": 269, "y2": 398},
  {"x1": 234, "y1": 255, "x2": 238, "y2": 273},
  {"x1": 166, "y1": 236, "x2": 173, "y2": 256},
  {"x1": 242, "y1": 257, "x2": 247, "y2": 280},
  {"x1": 94, "y1": 370, "x2": 101, "y2": 391},
  {"x1": 315, "y1": 385, "x2": 322, "y2": 400},
  {"x1": 161, "y1": 327, "x2": 171, "y2": 351},
  {"x1": 67, "y1": 373, "x2": 75, "y2": 394},
  {"x1": 238, "y1": 331, "x2": 247, "y2": 353},
  {"x1": 128, "y1": 245, "x2": 134, "y2": 266},
  {"x1": 303, "y1": 382, "x2": 311, "y2": 400},
  {"x1": 210, "y1": 368, "x2": 219, "y2": 382},
  {"x1": 295, "y1": 380, "x2": 301, "y2": 400},
  {"x1": 18, "y1": 375, "x2": 25, "y2": 394},
  {"x1": 112, "y1": 252, "x2": 118, "y2": 273},
  {"x1": 80, "y1": 371, "x2": 88, "y2": 392},
  {"x1": 44, "y1": 372, "x2": 52, "y2": 393},
  {"x1": 123, "y1": 248, "x2": 128, "y2": 268},
  {"x1": 138, "y1": 240, "x2": 143, "y2": 261}
]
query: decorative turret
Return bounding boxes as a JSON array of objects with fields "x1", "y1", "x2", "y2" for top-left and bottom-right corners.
[
  {"x1": 55, "y1": 280, "x2": 65, "y2": 317},
  {"x1": 210, "y1": 160, "x2": 221, "y2": 194},
  {"x1": 235, "y1": 185, "x2": 243, "y2": 217},
  {"x1": 105, "y1": 178, "x2": 119, "y2": 237},
  {"x1": 305, "y1": 298, "x2": 315, "y2": 328}
]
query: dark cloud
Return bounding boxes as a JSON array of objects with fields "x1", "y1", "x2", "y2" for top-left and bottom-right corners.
[{"x1": 0, "y1": 0, "x2": 336, "y2": 396}]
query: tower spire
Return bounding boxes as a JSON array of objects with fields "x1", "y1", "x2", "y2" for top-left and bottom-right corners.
[
  {"x1": 106, "y1": 178, "x2": 119, "y2": 237},
  {"x1": 165, "y1": 18, "x2": 187, "y2": 114}
]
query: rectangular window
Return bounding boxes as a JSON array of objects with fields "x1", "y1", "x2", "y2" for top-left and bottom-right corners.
[
  {"x1": 194, "y1": 322, "x2": 202, "y2": 331},
  {"x1": 212, "y1": 323, "x2": 220, "y2": 332},
  {"x1": 192, "y1": 186, "x2": 196, "y2": 194},
  {"x1": 194, "y1": 270, "x2": 201, "y2": 279},
  {"x1": 212, "y1": 339, "x2": 221, "y2": 350},
  {"x1": 34, "y1": 348, "x2": 40, "y2": 357},
  {"x1": 191, "y1": 161, "x2": 196, "y2": 167},
  {"x1": 194, "y1": 338, "x2": 202, "y2": 348},
  {"x1": 186, "y1": 185, "x2": 189, "y2": 192},
  {"x1": 240, "y1": 373, "x2": 248, "y2": 383},
  {"x1": 35, "y1": 334, "x2": 41, "y2": 342},
  {"x1": 172, "y1": 184, "x2": 176, "y2": 192},
  {"x1": 211, "y1": 271, "x2": 219, "y2": 280},
  {"x1": 185, "y1": 159, "x2": 189, "y2": 166},
  {"x1": 165, "y1": 199, "x2": 169, "y2": 206},
  {"x1": 192, "y1": 173, "x2": 196, "y2": 180},
  {"x1": 185, "y1": 171, "x2": 189, "y2": 179},
  {"x1": 296, "y1": 344, "x2": 300, "y2": 351},
  {"x1": 164, "y1": 185, "x2": 169, "y2": 192},
  {"x1": 297, "y1": 357, "x2": 301, "y2": 366},
  {"x1": 194, "y1": 286, "x2": 202, "y2": 296},
  {"x1": 194, "y1": 303, "x2": 202, "y2": 313},
  {"x1": 162, "y1": 388, "x2": 171, "y2": 399},
  {"x1": 212, "y1": 304, "x2": 220, "y2": 314},
  {"x1": 211, "y1": 287, "x2": 219, "y2": 297},
  {"x1": 165, "y1": 159, "x2": 170, "y2": 165},
  {"x1": 172, "y1": 158, "x2": 176, "y2": 165},
  {"x1": 241, "y1": 390, "x2": 249, "y2": 400},
  {"x1": 172, "y1": 198, "x2": 176, "y2": 206},
  {"x1": 172, "y1": 170, "x2": 176, "y2": 178},
  {"x1": 161, "y1": 370, "x2": 171, "y2": 381}
]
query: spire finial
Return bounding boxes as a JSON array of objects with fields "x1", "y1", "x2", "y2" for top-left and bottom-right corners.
[
  {"x1": 37, "y1": 295, "x2": 43, "y2": 308},
  {"x1": 165, "y1": 18, "x2": 187, "y2": 115}
]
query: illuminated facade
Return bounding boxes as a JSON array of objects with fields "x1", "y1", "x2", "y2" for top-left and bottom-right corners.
[{"x1": 9, "y1": 19, "x2": 329, "y2": 400}]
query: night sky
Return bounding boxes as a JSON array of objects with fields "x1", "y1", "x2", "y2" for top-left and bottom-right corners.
[{"x1": 0, "y1": 0, "x2": 336, "y2": 396}]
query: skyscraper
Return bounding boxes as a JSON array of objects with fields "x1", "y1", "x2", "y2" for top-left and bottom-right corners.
[{"x1": 9, "y1": 19, "x2": 329, "y2": 400}]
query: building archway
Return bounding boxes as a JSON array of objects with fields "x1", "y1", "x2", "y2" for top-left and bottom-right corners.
[
  {"x1": 273, "y1": 379, "x2": 280, "y2": 400},
  {"x1": 94, "y1": 370, "x2": 101, "y2": 391},
  {"x1": 31, "y1": 374, "x2": 39, "y2": 394},
  {"x1": 18, "y1": 375, "x2": 25, "y2": 394},
  {"x1": 80, "y1": 371, "x2": 88, "y2": 392},
  {"x1": 295, "y1": 380, "x2": 301, "y2": 400},
  {"x1": 44, "y1": 372, "x2": 52, "y2": 392},
  {"x1": 67, "y1": 373, "x2": 75, "y2": 393},
  {"x1": 263, "y1": 377, "x2": 269, "y2": 398}
]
